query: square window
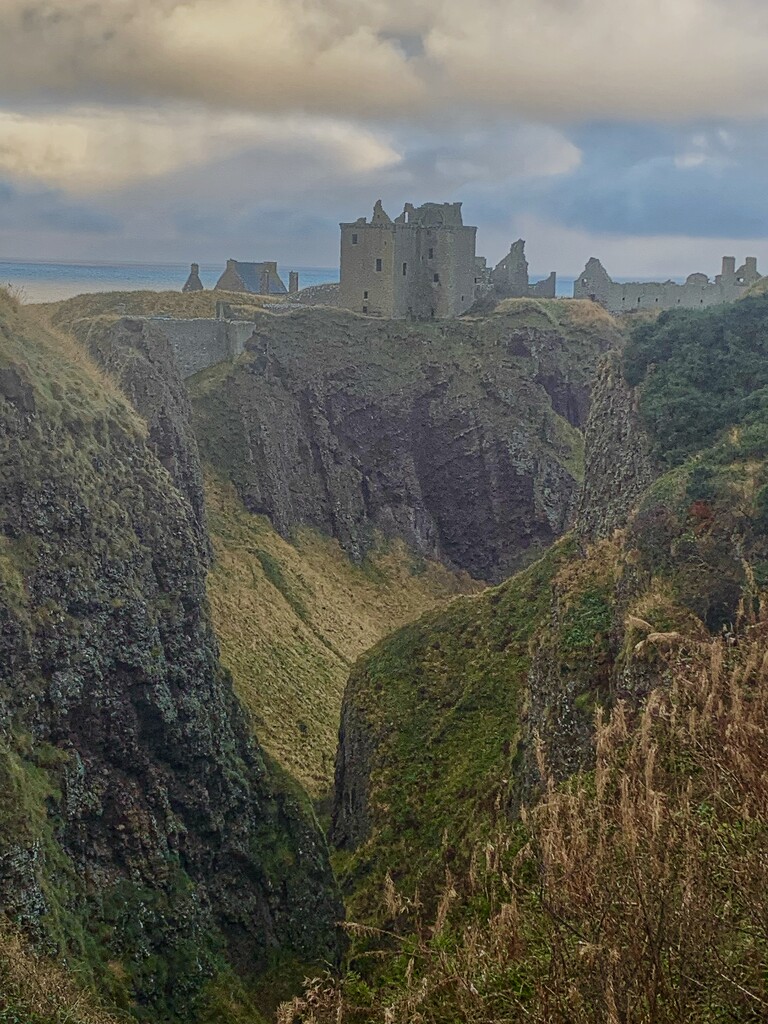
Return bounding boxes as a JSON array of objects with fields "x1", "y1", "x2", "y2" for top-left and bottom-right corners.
[
  {"x1": 375, "y1": 258, "x2": 382, "y2": 271},
  {"x1": 433, "y1": 273, "x2": 440, "y2": 283},
  {"x1": 362, "y1": 305, "x2": 368, "y2": 313},
  {"x1": 352, "y1": 233, "x2": 358, "y2": 244}
]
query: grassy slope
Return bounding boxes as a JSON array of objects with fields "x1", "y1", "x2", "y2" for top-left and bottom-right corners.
[
  {"x1": 334, "y1": 538, "x2": 579, "y2": 921},
  {"x1": 205, "y1": 471, "x2": 480, "y2": 799}
]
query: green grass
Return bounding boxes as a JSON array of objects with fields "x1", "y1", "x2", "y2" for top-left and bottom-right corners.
[
  {"x1": 204, "y1": 471, "x2": 480, "y2": 798},
  {"x1": 334, "y1": 538, "x2": 578, "y2": 922}
]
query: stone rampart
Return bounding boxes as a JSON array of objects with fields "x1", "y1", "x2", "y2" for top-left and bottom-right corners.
[{"x1": 138, "y1": 316, "x2": 258, "y2": 378}]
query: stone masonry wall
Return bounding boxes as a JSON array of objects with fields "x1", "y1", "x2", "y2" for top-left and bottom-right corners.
[{"x1": 142, "y1": 317, "x2": 257, "y2": 378}]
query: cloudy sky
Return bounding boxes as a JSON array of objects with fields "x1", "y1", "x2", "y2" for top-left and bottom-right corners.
[{"x1": 3, "y1": 0, "x2": 768, "y2": 277}]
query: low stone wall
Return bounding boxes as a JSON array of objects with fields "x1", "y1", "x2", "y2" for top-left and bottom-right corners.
[{"x1": 144, "y1": 316, "x2": 257, "y2": 378}]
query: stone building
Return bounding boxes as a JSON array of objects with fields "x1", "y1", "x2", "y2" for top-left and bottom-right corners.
[
  {"x1": 574, "y1": 255, "x2": 761, "y2": 313},
  {"x1": 215, "y1": 259, "x2": 287, "y2": 295},
  {"x1": 339, "y1": 200, "x2": 477, "y2": 319},
  {"x1": 489, "y1": 239, "x2": 556, "y2": 299}
]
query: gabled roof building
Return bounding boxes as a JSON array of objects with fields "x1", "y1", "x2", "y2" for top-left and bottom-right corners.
[{"x1": 215, "y1": 259, "x2": 287, "y2": 295}]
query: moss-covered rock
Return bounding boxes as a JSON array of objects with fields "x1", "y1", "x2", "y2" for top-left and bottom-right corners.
[{"x1": 0, "y1": 290, "x2": 341, "y2": 1021}]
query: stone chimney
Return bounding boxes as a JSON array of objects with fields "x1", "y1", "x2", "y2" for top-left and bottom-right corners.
[
  {"x1": 259, "y1": 268, "x2": 271, "y2": 295},
  {"x1": 182, "y1": 262, "x2": 204, "y2": 292},
  {"x1": 289, "y1": 271, "x2": 299, "y2": 293}
]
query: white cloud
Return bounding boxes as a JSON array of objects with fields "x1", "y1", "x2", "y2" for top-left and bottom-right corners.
[{"x1": 0, "y1": 107, "x2": 401, "y2": 191}]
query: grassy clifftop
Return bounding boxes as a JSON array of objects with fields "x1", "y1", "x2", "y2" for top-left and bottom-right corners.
[{"x1": 37, "y1": 288, "x2": 276, "y2": 327}]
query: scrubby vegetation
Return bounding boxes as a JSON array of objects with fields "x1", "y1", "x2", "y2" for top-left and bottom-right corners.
[
  {"x1": 624, "y1": 292, "x2": 768, "y2": 465},
  {"x1": 283, "y1": 619, "x2": 768, "y2": 1023},
  {"x1": 0, "y1": 928, "x2": 127, "y2": 1024}
]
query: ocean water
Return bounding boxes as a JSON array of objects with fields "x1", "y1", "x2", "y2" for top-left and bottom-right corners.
[{"x1": 0, "y1": 259, "x2": 339, "y2": 304}]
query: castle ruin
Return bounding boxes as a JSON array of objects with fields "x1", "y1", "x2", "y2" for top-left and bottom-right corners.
[
  {"x1": 339, "y1": 200, "x2": 477, "y2": 319},
  {"x1": 488, "y1": 239, "x2": 556, "y2": 300},
  {"x1": 574, "y1": 256, "x2": 762, "y2": 313}
]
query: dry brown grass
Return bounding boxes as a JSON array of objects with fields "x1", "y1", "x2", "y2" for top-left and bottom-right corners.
[
  {"x1": 0, "y1": 928, "x2": 126, "y2": 1023},
  {"x1": 35, "y1": 289, "x2": 278, "y2": 328},
  {"x1": 561, "y1": 297, "x2": 624, "y2": 332},
  {"x1": 282, "y1": 603, "x2": 768, "y2": 1023},
  {"x1": 0, "y1": 289, "x2": 138, "y2": 425}
]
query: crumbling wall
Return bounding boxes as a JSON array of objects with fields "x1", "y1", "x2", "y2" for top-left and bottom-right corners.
[
  {"x1": 575, "y1": 256, "x2": 761, "y2": 313},
  {"x1": 140, "y1": 317, "x2": 257, "y2": 378},
  {"x1": 486, "y1": 240, "x2": 557, "y2": 301}
]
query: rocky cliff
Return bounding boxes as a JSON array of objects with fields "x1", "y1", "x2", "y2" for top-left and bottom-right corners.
[
  {"x1": 191, "y1": 300, "x2": 621, "y2": 583},
  {"x1": 330, "y1": 295, "x2": 768, "y2": 925},
  {"x1": 0, "y1": 292, "x2": 341, "y2": 1022}
]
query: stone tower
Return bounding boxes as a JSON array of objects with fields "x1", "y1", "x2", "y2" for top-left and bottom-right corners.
[{"x1": 339, "y1": 200, "x2": 477, "y2": 319}]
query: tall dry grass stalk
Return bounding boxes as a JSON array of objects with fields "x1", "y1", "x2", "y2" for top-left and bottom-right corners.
[
  {"x1": 0, "y1": 928, "x2": 126, "y2": 1023},
  {"x1": 282, "y1": 613, "x2": 768, "y2": 1023}
]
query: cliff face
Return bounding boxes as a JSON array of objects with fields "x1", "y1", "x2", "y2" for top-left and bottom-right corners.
[
  {"x1": 191, "y1": 301, "x2": 621, "y2": 583},
  {"x1": 576, "y1": 351, "x2": 655, "y2": 540},
  {"x1": 0, "y1": 294, "x2": 340, "y2": 1022},
  {"x1": 331, "y1": 301, "x2": 768, "y2": 917}
]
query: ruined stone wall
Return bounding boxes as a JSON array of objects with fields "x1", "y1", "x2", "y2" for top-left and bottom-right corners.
[
  {"x1": 142, "y1": 316, "x2": 257, "y2": 378},
  {"x1": 574, "y1": 256, "x2": 761, "y2": 313}
]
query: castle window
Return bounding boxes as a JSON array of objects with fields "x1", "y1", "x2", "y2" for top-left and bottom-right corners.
[
  {"x1": 375, "y1": 258, "x2": 382, "y2": 272},
  {"x1": 363, "y1": 291, "x2": 368, "y2": 299},
  {"x1": 433, "y1": 273, "x2": 440, "y2": 283},
  {"x1": 402, "y1": 262, "x2": 407, "y2": 276},
  {"x1": 428, "y1": 248, "x2": 434, "y2": 259},
  {"x1": 352, "y1": 233, "x2": 358, "y2": 244},
  {"x1": 362, "y1": 305, "x2": 368, "y2": 313}
]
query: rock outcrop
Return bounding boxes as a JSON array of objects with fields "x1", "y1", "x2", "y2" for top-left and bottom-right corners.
[
  {"x1": 576, "y1": 351, "x2": 655, "y2": 540},
  {"x1": 192, "y1": 302, "x2": 620, "y2": 583},
  {"x1": 0, "y1": 293, "x2": 341, "y2": 1022}
]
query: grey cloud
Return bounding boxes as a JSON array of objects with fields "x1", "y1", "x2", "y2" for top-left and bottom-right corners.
[
  {"x1": 0, "y1": 178, "x2": 119, "y2": 232},
  {"x1": 2, "y1": 0, "x2": 768, "y2": 122}
]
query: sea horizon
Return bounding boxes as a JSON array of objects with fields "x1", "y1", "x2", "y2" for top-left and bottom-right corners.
[{"x1": 0, "y1": 257, "x2": 340, "y2": 304}]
